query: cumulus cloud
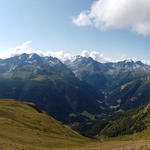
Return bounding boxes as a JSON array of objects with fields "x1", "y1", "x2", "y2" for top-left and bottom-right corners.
[
  {"x1": 81, "y1": 50, "x2": 90, "y2": 57},
  {"x1": 0, "y1": 41, "x2": 149, "y2": 64},
  {"x1": 0, "y1": 41, "x2": 33, "y2": 59},
  {"x1": 81, "y1": 50, "x2": 111, "y2": 62},
  {"x1": 72, "y1": 11, "x2": 92, "y2": 26},
  {"x1": 0, "y1": 41, "x2": 110, "y2": 63},
  {"x1": 73, "y1": 0, "x2": 150, "y2": 35},
  {"x1": 44, "y1": 51, "x2": 74, "y2": 62}
]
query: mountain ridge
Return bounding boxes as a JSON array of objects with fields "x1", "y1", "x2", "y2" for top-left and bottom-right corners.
[
  {"x1": 0, "y1": 53, "x2": 106, "y2": 124},
  {"x1": 1, "y1": 53, "x2": 150, "y2": 124}
]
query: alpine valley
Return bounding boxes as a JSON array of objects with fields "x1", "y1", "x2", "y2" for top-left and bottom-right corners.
[
  {"x1": 1, "y1": 53, "x2": 150, "y2": 149},
  {"x1": 1, "y1": 53, "x2": 150, "y2": 124}
]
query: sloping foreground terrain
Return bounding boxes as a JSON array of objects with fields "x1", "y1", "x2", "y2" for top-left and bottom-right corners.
[
  {"x1": 1, "y1": 99, "x2": 150, "y2": 150},
  {"x1": 1, "y1": 136, "x2": 150, "y2": 150},
  {"x1": 0, "y1": 99, "x2": 90, "y2": 149}
]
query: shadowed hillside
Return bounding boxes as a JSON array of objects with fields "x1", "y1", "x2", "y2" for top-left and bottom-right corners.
[{"x1": 74, "y1": 102, "x2": 150, "y2": 138}]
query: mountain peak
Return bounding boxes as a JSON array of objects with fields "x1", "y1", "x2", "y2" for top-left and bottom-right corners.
[
  {"x1": 124, "y1": 59, "x2": 135, "y2": 63},
  {"x1": 28, "y1": 53, "x2": 40, "y2": 59}
]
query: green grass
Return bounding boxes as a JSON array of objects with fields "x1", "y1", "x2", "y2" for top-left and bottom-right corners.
[
  {"x1": 69, "y1": 113, "x2": 77, "y2": 117},
  {"x1": 0, "y1": 99, "x2": 90, "y2": 149},
  {"x1": 1, "y1": 99, "x2": 150, "y2": 150},
  {"x1": 81, "y1": 111, "x2": 95, "y2": 120}
]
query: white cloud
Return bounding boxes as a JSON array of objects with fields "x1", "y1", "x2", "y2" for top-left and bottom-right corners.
[
  {"x1": 73, "y1": 0, "x2": 150, "y2": 35},
  {"x1": 72, "y1": 11, "x2": 92, "y2": 26},
  {"x1": 81, "y1": 50, "x2": 111, "y2": 62},
  {"x1": 0, "y1": 41, "x2": 33, "y2": 59},
  {"x1": 44, "y1": 51, "x2": 74, "y2": 62},
  {"x1": 81, "y1": 50, "x2": 90, "y2": 57},
  {"x1": 0, "y1": 41, "x2": 149, "y2": 64},
  {"x1": 0, "y1": 41, "x2": 110, "y2": 63},
  {"x1": 11, "y1": 41, "x2": 32, "y2": 52}
]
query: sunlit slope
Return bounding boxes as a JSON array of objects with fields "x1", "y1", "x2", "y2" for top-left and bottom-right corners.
[{"x1": 0, "y1": 99, "x2": 88, "y2": 149}]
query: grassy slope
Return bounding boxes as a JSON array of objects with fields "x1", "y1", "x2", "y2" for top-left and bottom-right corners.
[
  {"x1": 0, "y1": 99, "x2": 90, "y2": 149},
  {"x1": 1, "y1": 99, "x2": 150, "y2": 150}
]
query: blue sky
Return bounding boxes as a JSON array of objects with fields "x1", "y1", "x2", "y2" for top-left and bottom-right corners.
[{"x1": 0, "y1": 0, "x2": 150, "y2": 62}]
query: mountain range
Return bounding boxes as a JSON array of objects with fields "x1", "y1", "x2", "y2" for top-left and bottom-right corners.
[
  {"x1": 1, "y1": 53, "x2": 150, "y2": 124},
  {"x1": 0, "y1": 53, "x2": 105, "y2": 123}
]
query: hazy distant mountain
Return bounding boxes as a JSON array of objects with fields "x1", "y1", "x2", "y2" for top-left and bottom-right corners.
[
  {"x1": 65, "y1": 56, "x2": 112, "y2": 91},
  {"x1": 65, "y1": 56, "x2": 150, "y2": 91},
  {"x1": 0, "y1": 53, "x2": 73, "y2": 78}
]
